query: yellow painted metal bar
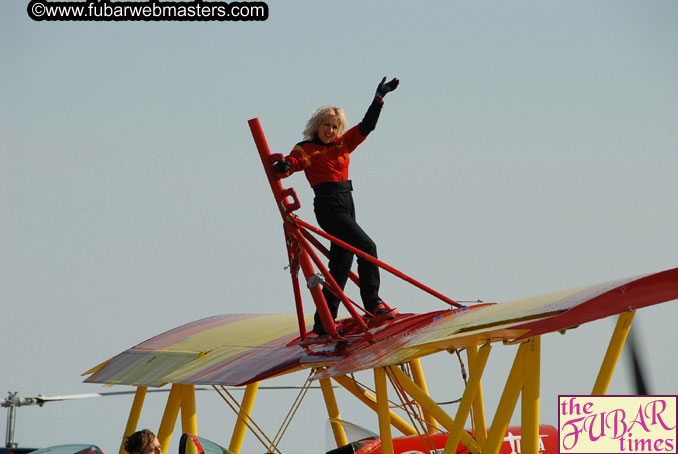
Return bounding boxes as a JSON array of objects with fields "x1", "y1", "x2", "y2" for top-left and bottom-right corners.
[
  {"x1": 157, "y1": 384, "x2": 182, "y2": 453},
  {"x1": 228, "y1": 381, "x2": 260, "y2": 454},
  {"x1": 521, "y1": 337, "x2": 541, "y2": 454},
  {"x1": 466, "y1": 344, "x2": 487, "y2": 444},
  {"x1": 483, "y1": 342, "x2": 527, "y2": 454},
  {"x1": 388, "y1": 366, "x2": 480, "y2": 454},
  {"x1": 375, "y1": 367, "x2": 394, "y2": 454},
  {"x1": 320, "y1": 377, "x2": 349, "y2": 448},
  {"x1": 118, "y1": 386, "x2": 148, "y2": 454},
  {"x1": 180, "y1": 384, "x2": 198, "y2": 436},
  {"x1": 182, "y1": 402, "x2": 199, "y2": 454},
  {"x1": 409, "y1": 358, "x2": 439, "y2": 433},
  {"x1": 444, "y1": 344, "x2": 491, "y2": 454},
  {"x1": 592, "y1": 310, "x2": 636, "y2": 395},
  {"x1": 332, "y1": 374, "x2": 417, "y2": 436}
]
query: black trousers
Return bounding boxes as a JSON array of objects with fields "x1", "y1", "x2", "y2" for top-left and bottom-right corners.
[{"x1": 312, "y1": 181, "x2": 381, "y2": 328}]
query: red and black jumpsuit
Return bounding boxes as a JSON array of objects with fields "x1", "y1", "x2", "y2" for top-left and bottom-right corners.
[{"x1": 283, "y1": 96, "x2": 385, "y2": 331}]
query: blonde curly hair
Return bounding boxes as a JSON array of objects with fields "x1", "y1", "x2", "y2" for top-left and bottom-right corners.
[{"x1": 302, "y1": 106, "x2": 347, "y2": 141}]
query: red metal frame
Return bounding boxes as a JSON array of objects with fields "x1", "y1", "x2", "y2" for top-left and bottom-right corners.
[
  {"x1": 248, "y1": 118, "x2": 462, "y2": 339},
  {"x1": 295, "y1": 218, "x2": 461, "y2": 308},
  {"x1": 249, "y1": 118, "x2": 337, "y2": 337}
]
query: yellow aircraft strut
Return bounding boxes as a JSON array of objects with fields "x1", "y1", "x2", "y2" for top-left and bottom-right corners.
[
  {"x1": 444, "y1": 343, "x2": 491, "y2": 454},
  {"x1": 593, "y1": 310, "x2": 636, "y2": 395},
  {"x1": 319, "y1": 377, "x2": 349, "y2": 447},
  {"x1": 119, "y1": 387, "x2": 148, "y2": 454}
]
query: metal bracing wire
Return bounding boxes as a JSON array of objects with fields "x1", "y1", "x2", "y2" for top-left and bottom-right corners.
[
  {"x1": 212, "y1": 372, "x2": 315, "y2": 454},
  {"x1": 386, "y1": 366, "x2": 436, "y2": 454},
  {"x1": 212, "y1": 385, "x2": 281, "y2": 454},
  {"x1": 267, "y1": 370, "x2": 314, "y2": 451}
]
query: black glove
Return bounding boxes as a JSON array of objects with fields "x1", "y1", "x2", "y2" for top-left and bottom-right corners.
[
  {"x1": 376, "y1": 76, "x2": 399, "y2": 98},
  {"x1": 273, "y1": 159, "x2": 290, "y2": 174}
]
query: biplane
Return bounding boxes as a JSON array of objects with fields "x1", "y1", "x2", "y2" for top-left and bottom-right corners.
[{"x1": 82, "y1": 118, "x2": 678, "y2": 454}]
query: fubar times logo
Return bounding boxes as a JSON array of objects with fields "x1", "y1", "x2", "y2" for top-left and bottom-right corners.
[{"x1": 559, "y1": 395, "x2": 677, "y2": 453}]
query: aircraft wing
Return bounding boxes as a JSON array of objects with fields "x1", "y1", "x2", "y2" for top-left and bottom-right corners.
[
  {"x1": 84, "y1": 268, "x2": 677, "y2": 386},
  {"x1": 315, "y1": 267, "x2": 678, "y2": 378},
  {"x1": 84, "y1": 314, "x2": 331, "y2": 387}
]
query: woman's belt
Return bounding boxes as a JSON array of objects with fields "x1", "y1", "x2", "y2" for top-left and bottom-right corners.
[{"x1": 312, "y1": 180, "x2": 353, "y2": 196}]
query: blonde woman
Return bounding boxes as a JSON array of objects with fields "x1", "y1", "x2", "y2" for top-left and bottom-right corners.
[{"x1": 273, "y1": 77, "x2": 399, "y2": 335}]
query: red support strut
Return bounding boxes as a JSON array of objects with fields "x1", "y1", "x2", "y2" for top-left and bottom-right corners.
[
  {"x1": 294, "y1": 218, "x2": 461, "y2": 308},
  {"x1": 248, "y1": 118, "x2": 337, "y2": 337}
]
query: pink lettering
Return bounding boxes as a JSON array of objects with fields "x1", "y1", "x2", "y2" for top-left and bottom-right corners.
[
  {"x1": 646, "y1": 399, "x2": 676, "y2": 431},
  {"x1": 628, "y1": 405, "x2": 650, "y2": 433},
  {"x1": 561, "y1": 417, "x2": 586, "y2": 449},
  {"x1": 606, "y1": 408, "x2": 628, "y2": 439}
]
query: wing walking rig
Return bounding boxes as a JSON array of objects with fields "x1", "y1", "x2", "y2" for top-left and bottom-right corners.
[{"x1": 83, "y1": 118, "x2": 678, "y2": 454}]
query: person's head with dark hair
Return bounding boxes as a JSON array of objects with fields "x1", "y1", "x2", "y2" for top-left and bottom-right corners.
[{"x1": 124, "y1": 429, "x2": 162, "y2": 454}]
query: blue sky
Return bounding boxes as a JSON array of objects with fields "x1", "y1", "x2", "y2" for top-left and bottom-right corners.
[{"x1": 2, "y1": 1, "x2": 677, "y2": 452}]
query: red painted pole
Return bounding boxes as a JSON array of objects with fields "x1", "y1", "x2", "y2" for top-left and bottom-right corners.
[
  {"x1": 299, "y1": 225, "x2": 393, "y2": 312},
  {"x1": 248, "y1": 118, "x2": 289, "y2": 217},
  {"x1": 300, "y1": 228, "x2": 360, "y2": 287},
  {"x1": 283, "y1": 223, "x2": 338, "y2": 336},
  {"x1": 295, "y1": 217, "x2": 462, "y2": 308},
  {"x1": 289, "y1": 267, "x2": 307, "y2": 338},
  {"x1": 248, "y1": 118, "x2": 338, "y2": 336},
  {"x1": 293, "y1": 227, "x2": 369, "y2": 330}
]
